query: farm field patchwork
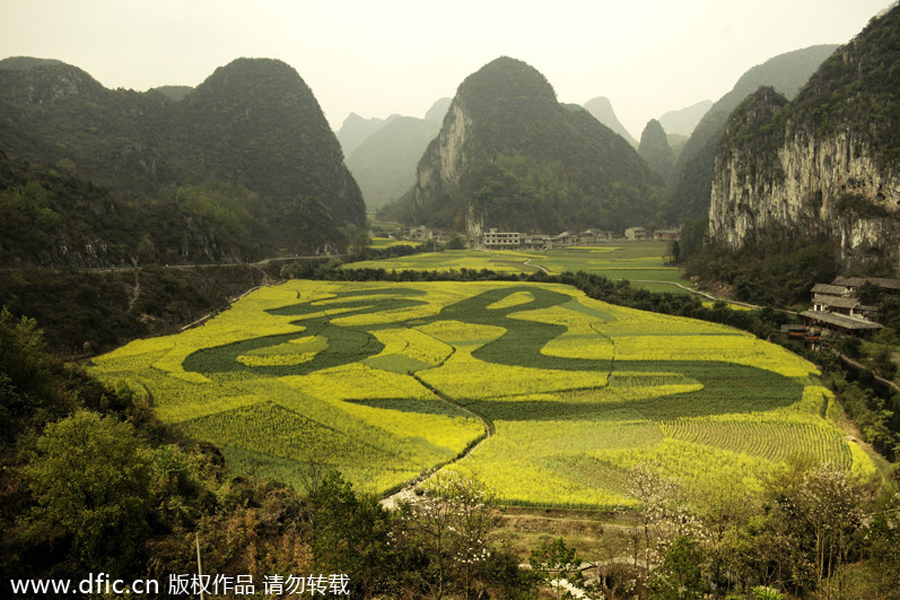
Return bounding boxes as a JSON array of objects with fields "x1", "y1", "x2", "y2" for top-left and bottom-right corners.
[
  {"x1": 89, "y1": 280, "x2": 874, "y2": 506},
  {"x1": 351, "y1": 241, "x2": 692, "y2": 293}
]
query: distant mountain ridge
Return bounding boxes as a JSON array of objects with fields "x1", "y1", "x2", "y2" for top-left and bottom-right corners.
[
  {"x1": 380, "y1": 57, "x2": 662, "y2": 234},
  {"x1": 583, "y1": 96, "x2": 638, "y2": 147},
  {"x1": 0, "y1": 56, "x2": 365, "y2": 255},
  {"x1": 336, "y1": 113, "x2": 397, "y2": 157},
  {"x1": 345, "y1": 98, "x2": 450, "y2": 210},
  {"x1": 658, "y1": 100, "x2": 712, "y2": 136}
]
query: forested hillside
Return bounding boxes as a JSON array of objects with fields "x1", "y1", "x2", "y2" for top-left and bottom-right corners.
[
  {"x1": 380, "y1": 57, "x2": 663, "y2": 235},
  {"x1": 0, "y1": 57, "x2": 365, "y2": 255}
]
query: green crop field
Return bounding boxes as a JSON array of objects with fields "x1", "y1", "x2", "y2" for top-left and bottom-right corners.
[
  {"x1": 89, "y1": 280, "x2": 874, "y2": 507},
  {"x1": 351, "y1": 241, "x2": 691, "y2": 294}
]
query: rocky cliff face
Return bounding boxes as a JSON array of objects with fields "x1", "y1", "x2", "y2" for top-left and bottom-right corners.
[
  {"x1": 663, "y1": 45, "x2": 838, "y2": 225},
  {"x1": 711, "y1": 118, "x2": 900, "y2": 272},
  {"x1": 709, "y1": 6, "x2": 900, "y2": 275}
]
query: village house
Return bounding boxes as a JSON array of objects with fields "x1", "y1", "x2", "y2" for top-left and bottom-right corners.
[
  {"x1": 405, "y1": 225, "x2": 433, "y2": 242},
  {"x1": 653, "y1": 228, "x2": 681, "y2": 241},
  {"x1": 832, "y1": 276, "x2": 900, "y2": 296},
  {"x1": 481, "y1": 228, "x2": 521, "y2": 249},
  {"x1": 625, "y1": 226, "x2": 647, "y2": 241},
  {"x1": 520, "y1": 234, "x2": 551, "y2": 250},
  {"x1": 479, "y1": 227, "x2": 615, "y2": 250},
  {"x1": 799, "y1": 276, "x2": 896, "y2": 338}
]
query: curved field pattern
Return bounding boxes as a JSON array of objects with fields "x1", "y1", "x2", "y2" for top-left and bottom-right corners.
[{"x1": 89, "y1": 281, "x2": 873, "y2": 506}]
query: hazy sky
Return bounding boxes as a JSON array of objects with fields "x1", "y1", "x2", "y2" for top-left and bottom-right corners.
[{"x1": 0, "y1": 1, "x2": 894, "y2": 139}]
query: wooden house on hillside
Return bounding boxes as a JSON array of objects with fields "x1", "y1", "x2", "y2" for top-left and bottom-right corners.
[{"x1": 801, "y1": 276, "x2": 887, "y2": 338}]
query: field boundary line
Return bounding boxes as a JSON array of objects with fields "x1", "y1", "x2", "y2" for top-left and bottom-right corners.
[{"x1": 379, "y1": 374, "x2": 495, "y2": 509}]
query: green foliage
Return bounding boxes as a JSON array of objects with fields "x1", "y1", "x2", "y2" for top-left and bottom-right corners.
[
  {"x1": 0, "y1": 265, "x2": 275, "y2": 354},
  {"x1": 0, "y1": 307, "x2": 77, "y2": 444},
  {"x1": 716, "y1": 86, "x2": 789, "y2": 184},
  {"x1": 0, "y1": 152, "x2": 263, "y2": 267},
  {"x1": 647, "y1": 535, "x2": 705, "y2": 600},
  {"x1": 686, "y1": 233, "x2": 839, "y2": 307},
  {"x1": 788, "y1": 6, "x2": 900, "y2": 169},
  {"x1": 380, "y1": 57, "x2": 663, "y2": 233},
  {"x1": 751, "y1": 586, "x2": 787, "y2": 600},
  {"x1": 822, "y1": 357, "x2": 900, "y2": 460},
  {"x1": 0, "y1": 57, "x2": 365, "y2": 255},
  {"x1": 529, "y1": 537, "x2": 583, "y2": 599},
  {"x1": 307, "y1": 471, "x2": 394, "y2": 597},
  {"x1": 24, "y1": 410, "x2": 154, "y2": 576}
]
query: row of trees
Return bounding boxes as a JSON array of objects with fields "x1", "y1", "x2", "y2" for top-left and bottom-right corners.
[
  {"x1": 615, "y1": 460, "x2": 899, "y2": 599},
  {"x1": 508, "y1": 459, "x2": 899, "y2": 600}
]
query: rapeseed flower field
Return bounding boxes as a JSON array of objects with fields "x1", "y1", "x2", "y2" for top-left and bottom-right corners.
[{"x1": 89, "y1": 280, "x2": 873, "y2": 506}]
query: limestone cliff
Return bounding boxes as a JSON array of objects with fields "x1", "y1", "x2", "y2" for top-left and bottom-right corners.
[
  {"x1": 709, "y1": 5, "x2": 900, "y2": 275},
  {"x1": 663, "y1": 45, "x2": 838, "y2": 224}
]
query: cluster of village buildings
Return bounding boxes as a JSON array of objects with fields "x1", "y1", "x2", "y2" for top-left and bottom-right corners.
[
  {"x1": 402, "y1": 225, "x2": 681, "y2": 250},
  {"x1": 800, "y1": 276, "x2": 900, "y2": 338}
]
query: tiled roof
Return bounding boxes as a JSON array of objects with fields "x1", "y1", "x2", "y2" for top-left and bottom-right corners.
[{"x1": 800, "y1": 310, "x2": 882, "y2": 330}]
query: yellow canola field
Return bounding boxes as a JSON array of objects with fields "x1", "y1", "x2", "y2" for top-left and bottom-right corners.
[{"x1": 89, "y1": 279, "x2": 873, "y2": 505}]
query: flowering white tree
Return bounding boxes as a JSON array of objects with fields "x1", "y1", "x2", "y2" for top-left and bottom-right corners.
[{"x1": 396, "y1": 471, "x2": 500, "y2": 599}]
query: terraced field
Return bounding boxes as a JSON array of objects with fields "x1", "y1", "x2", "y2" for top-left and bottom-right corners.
[{"x1": 89, "y1": 280, "x2": 874, "y2": 506}]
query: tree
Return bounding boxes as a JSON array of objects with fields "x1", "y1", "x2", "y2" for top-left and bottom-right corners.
[
  {"x1": 627, "y1": 461, "x2": 683, "y2": 569},
  {"x1": 25, "y1": 410, "x2": 153, "y2": 576},
  {"x1": 792, "y1": 464, "x2": 867, "y2": 596},
  {"x1": 0, "y1": 307, "x2": 75, "y2": 445},
  {"x1": 764, "y1": 460, "x2": 868, "y2": 596},
  {"x1": 529, "y1": 537, "x2": 583, "y2": 600},
  {"x1": 647, "y1": 535, "x2": 705, "y2": 600},
  {"x1": 339, "y1": 223, "x2": 371, "y2": 258},
  {"x1": 670, "y1": 240, "x2": 681, "y2": 264},
  {"x1": 307, "y1": 470, "x2": 393, "y2": 597},
  {"x1": 395, "y1": 471, "x2": 501, "y2": 599},
  {"x1": 693, "y1": 476, "x2": 761, "y2": 597},
  {"x1": 861, "y1": 489, "x2": 900, "y2": 599}
]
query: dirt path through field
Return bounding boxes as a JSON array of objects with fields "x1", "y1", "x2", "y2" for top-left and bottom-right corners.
[{"x1": 379, "y1": 375, "x2": 494, "y2": 510}]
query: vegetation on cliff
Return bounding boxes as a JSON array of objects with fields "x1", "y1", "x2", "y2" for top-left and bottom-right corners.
[
  {"x1": 379, "y1": 57, "x2": 662, "y2": 234},
  {"x1": 703, "y1": 4, "x2": 900, "y2": 278},
  {"x1": 787, "y1": 5, "x2": 900, "y2": 169},
  {"x1": 662, "y1": 45, "x2": 838, "y2": 225}
]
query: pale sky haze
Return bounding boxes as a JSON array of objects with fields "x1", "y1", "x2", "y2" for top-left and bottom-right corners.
[{"x1": 0, "y1": 1, "x2": 894, "y2": 139}]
